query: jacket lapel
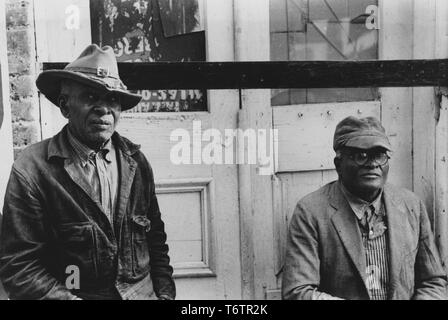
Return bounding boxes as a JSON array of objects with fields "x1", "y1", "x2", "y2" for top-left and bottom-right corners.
[
  {"x1": 48, "y1": 126, "x2": 140, "y2": 233},
  {"x1": 330, "y1": 182, "x2": 368, "y2": 288},
  {"x1": 113, "y1": 135, "x2": 138, "y2": 238},
  {"x1": 48, "y1": 126, "x2": 106, "y2": 217},
  {"x1": 383, "y1": 185, "x2": 414, "y2": 299},
  {"x1": 63, "y1": 158, "x2": 105, "y2": 215}
]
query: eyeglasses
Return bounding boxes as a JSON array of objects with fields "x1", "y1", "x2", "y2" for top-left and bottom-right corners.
[{"x1": 344, "y1": 151, "x2": 390, "y2": 166}]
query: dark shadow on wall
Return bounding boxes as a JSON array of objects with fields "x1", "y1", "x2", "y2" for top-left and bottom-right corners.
[{"x1": 0, "y1": 213, "x2": 6, "y2": 299}]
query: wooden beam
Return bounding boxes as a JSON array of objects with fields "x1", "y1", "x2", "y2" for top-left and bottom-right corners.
[{"x1": 42, "y1": 59, "x2": 448, "y2": 90}]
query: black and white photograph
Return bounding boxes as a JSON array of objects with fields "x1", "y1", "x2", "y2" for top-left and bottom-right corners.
[{"x1": 0, "y1": 0, "x2": 447, "y2": 305}]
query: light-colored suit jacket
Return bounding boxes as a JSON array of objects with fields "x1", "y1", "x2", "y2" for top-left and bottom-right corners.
[{"x1": 282, "y1": 181, "x2": 447, "y2": 300}]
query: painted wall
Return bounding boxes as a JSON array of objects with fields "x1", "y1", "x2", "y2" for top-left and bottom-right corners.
[
  {"x1": 0, "y1": 0, "x2": 14, "y2": 215},
  {"x1": 0, "y1": 0, "x2": 15, "y2": 300},
  {"x1": 5, "y1": 0, "x2": 41, "y2": 159}
]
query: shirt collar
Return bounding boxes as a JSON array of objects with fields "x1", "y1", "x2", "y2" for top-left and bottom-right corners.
[
  {"x1": 66, "y1": 127, "x2": 113, "y2": 166},
  {"x1": 339, "y1": 180, "x2": 384, "y2": 220},
  {"x1": 47, "y1": 125, "x2": 142, "y2": 161}
]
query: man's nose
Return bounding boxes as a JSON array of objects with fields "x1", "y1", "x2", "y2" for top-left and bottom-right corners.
[
  {"x1": 93, "y1": 102, "x2": 112, "y2": 115},
  {"x1": 363, "y1": 158, "x2": 379, "y2": 168}
]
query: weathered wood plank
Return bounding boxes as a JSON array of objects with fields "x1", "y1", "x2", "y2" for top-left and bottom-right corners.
[
  {"x1": 35, "y1": 0, "x2": 92, "y2": 62},
  {"x1": 35, "y1": 0, "x2": 92, "y2": 139},
  {"x1": 118, "y1": 113, "x2": 212, "y2": 179},
  {"x1": 379, "y1": 0, "x2": 414, "y2": 192},
  {"x1": 234, "y1": 0, "x2": 274, "y2": 301},
  {"x1": 42, "y1": 59, "x2": 448, "y2": 90},
  {"x1": 273, "y1": 101, "x2": 380, "y2": 173},
  {"x1": 435, "y1": 92, "x2": 448, "y2": 276},
  {"x1": 434, "y1": 0, "x2": 448, "y2": 279},
  {"x1": 205, "y1": 0, "x2": 243, "y2": 299},
  {"x1": 412, "y1": 0, "x2": 437, "y2": 221},
  {"x1": 273, "y1": 169, "x2": 338, "y2": 284}
]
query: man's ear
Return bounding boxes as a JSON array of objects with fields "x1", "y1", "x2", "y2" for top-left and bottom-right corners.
[
  {"x1": 58, "y1": 95, "x2": 69, "y2": 118},
  {"x1": 334, "y1": 157, "x2": 341, "y2": 174}
]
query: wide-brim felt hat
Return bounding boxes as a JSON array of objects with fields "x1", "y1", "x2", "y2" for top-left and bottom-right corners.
[{"x1": 36, "y1": 44, "x2": 141, "y2": 111}]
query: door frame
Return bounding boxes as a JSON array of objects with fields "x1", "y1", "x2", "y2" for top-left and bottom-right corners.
[{"x1": 34, "y1": 0, "x2": 243, "y2": 299}]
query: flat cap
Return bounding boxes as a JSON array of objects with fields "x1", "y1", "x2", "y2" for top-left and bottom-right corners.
[{"x1": 333, "y1": 116, "x2": 392, "y2": 151}]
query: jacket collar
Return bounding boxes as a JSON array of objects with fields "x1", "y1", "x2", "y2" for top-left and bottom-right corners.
[
  {"x1": 47, "y1": 124, "x2": 141, "y2": 241},
  {"x1": 339, "y1": 181, "x2": 383, "y2": 220},
  {"x1": 66, "y1": 127, "x2": 114, "y2": 166},
  {"x1": 47, "y1": 125, "x2": 141, "y2": 161}
]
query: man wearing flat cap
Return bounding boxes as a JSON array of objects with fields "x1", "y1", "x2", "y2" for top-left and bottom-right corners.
[
  {"x1": 0, "y1": 44, "x2": 175, "y2": 300},
  {"x1": 282, "y1": 116, "x2": 447, "y2": 300}
]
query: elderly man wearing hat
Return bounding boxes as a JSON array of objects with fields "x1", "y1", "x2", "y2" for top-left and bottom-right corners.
[
  {"x1": 282, "y1": 116, "x2": 447, "y2": 300},
  {"x1": 0, "y1": 44, "x2": 175, "y2": 300}
]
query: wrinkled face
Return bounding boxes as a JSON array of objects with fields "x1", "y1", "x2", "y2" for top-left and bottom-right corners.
[
  {"x1": 59, "y1": 80, "x2": 121, "y2": 150},
  {"x1": 335, "y1": 147, "x2": 390, "y2": 201}
]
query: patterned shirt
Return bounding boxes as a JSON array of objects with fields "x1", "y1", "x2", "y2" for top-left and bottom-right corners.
[
  {"x1": 67, "y1": 128, "x2": 119, "y2": 224},
  {"x1": 340, "y1": 182, "x2": 390, "y2": 300}
]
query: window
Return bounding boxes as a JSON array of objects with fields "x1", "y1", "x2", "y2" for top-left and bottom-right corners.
[
  {"x1": 270, "y1": 0, "x2": 380, "y2": 105},
  {"x1": 90, "y1": 0, "x2": 207, "y2": 112}
]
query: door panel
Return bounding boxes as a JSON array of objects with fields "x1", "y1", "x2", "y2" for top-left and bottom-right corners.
[
  {"x1": 273, "y1": 170, "x2": 338, "y2": 276},
  {"x1": 119, "y1": 113, "x2": 213, "y2": 179},
  {"x1": 274, "y1": 101, "x2": 381, "y2": 172}
]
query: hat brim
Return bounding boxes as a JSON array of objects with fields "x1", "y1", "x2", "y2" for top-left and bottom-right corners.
[
  {"x1": 36, "y1": 70, "x2": 141, "y2": 111},
  {"x1": 345, "y1": 135, "x2": 392, "y2": 152}
]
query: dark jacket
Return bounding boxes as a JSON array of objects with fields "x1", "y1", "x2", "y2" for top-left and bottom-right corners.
[
  {"x1": 0, "y1": 125, "x2": 175, "y2": 300},
  {"x1": 282, "y1": 181, "x2": 447, "y2": 300}
]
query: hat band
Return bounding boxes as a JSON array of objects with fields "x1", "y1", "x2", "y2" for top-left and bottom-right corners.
[
  {"x1": 65, "y1": 66, "x2": 119, "y2": 80},
  {"x1": 334, "y1": 131, "x2": 391, "y2": 151}
]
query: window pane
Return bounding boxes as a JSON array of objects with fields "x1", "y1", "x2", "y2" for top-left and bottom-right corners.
[
  {"x1": 158, "y1": 0, "x2": 204, "y2": 37},
  {"x1": 270, "y1": 0, "x2": 380, "y2": 106},
  {"x1": 90, "y1": 0, "x2": 207, "y2": 112}
]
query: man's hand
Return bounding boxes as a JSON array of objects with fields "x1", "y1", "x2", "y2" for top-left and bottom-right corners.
[{"x1": 312, "y1": 291, "x2": 345, "y2": 300}]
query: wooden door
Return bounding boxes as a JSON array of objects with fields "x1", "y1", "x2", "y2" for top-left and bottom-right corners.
[
  {"x1": 269, "y1": 0, "x2": 418, "y2": 295},
  {"x1": 35, "y1": 0, "x2": 242, "y2": 299}
]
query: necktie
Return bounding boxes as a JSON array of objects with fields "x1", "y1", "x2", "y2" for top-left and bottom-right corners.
[
  {"x1": 90, "y1": 150, "x2": 113, "y2": 224},
  {"x1": 365, "y1": 205, "x2": 388, "y2": 239},
  {"x1": 364, "y1": 205, "x2": 375, "y2": 238}
]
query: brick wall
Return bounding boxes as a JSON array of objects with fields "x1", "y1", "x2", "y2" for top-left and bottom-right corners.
[{"x1": 6, "y1": 0, "x2": 41, "y2": 159}]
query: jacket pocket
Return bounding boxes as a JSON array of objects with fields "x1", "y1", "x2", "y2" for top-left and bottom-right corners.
[
  {"x1": 130, "y1": 215, "x2": 151, "y2": 276},
  {"x1": 58, "y1": 222, "x2": 98, "y2": 281}
]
